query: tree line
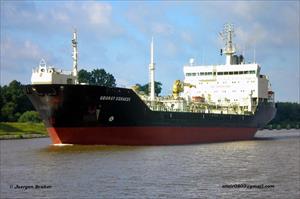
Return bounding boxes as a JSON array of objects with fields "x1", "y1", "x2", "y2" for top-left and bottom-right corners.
[
  {"x1": 78, "y1": 69, "x2": 162, "y2": 95},
  {"x1": 133, "y1": 81, "x2": 162, "y2": 96},
  {"x1": 78, "y1": 69, "x2": 116, "y2": 86},
  {"x1": 0, "y1": 80, "x2": 35, "y2": 122},
  {"x1": 268, "y1": 102, "x2": 300, "y2": 129}
]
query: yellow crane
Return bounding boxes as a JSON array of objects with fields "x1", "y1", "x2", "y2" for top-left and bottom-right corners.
[{"x1": 172, "y1": 80, "x2": 195, "y2": 99}]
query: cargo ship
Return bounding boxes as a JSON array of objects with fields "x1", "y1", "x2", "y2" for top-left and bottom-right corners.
[{"x1": 25, "y1": 24, "x2": 276, "y2": 145}]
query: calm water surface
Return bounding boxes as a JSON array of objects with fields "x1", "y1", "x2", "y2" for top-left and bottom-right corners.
[{"x1": 1, "y1": 130, "x2": 299, "y2": 199}]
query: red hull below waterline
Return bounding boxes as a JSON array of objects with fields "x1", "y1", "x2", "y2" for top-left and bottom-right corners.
[{"x1": 47, "y1": 127, "x2": 257, "y2": 145}]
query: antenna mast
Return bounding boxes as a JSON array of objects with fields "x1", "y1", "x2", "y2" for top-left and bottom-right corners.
[
  {"x1": 220, "y1": 23, "x2": 235, "y2": 65},
  {"x1": 72, "y1": 30, "x2": 78, "y2": 84},
  {"x1": 149, "y1": 37, "x2": 155, "y2": 101}
]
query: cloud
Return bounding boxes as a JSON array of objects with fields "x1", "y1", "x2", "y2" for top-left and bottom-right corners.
[
  {"x1": 180, "y1": 31, "x2": 194, "y2": 44},
  {"x1": 1, "y1": 37, "x2": 51, "y2": 70},
  {"x1": 235, "y1": 23, "x2": 268, "y2": 50},
  {"x1": 151, "y1": 23, "x2": 174, "y2": 35},
  {"x1": 50, "y1": 11, "x2": 70, "y2": 24},
  {"x1": 164, "y1": 41, "x2": 179, "y2": 57},
  {"x1": 0, "y1": 1, "x2": 125, "y2": 84},
  {"x1": 230, "y1": 1, "x2": 266, "y2": 21},
  {"x1": 82, "y1": 3, "x2": 112, "y2": 25},
  {"x1": 191, "y1": 1, "x2": 299, "y2": 49},
  {"x1": 125, "y1": 3, "x2": 174, "y2": 36},
  {"x1": 0, "y1": 37, "x2": 53, "y2": 84},
  {"x1": 1, "y1": 1, "x2": 123, "y2": 37}
]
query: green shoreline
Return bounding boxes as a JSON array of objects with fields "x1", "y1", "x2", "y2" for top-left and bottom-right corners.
[
  {"x1": 0, "y1": 122, "x2": 48, "y2": 140},
  {"x1": 0, "y1": 134, "x2": 48, "y2": 140}
]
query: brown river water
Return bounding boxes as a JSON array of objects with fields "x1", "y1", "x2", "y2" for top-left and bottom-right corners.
[{"x1": 1, "y1": 129, "x2": 299, "y2": 199}]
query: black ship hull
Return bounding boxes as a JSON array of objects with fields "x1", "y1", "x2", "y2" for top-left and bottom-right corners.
[{"x1": 25, "y1": 84, "x2": 276, "y2": 145}]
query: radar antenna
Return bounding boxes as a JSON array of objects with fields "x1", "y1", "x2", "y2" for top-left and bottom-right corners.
[
  {"x1": 219, "y1": 23, "x2": 235, "y2": 65},
  {"x1": 39, "y1": 58, "x2": 47, "y2": 68}
]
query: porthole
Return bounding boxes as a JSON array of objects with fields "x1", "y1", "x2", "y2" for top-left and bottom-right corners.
[{"x1": 108, "y1": 116, "x2": 114, "y2": 122}]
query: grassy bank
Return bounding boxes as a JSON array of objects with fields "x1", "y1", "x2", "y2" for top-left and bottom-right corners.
[{"x1": 0, "y1": 122, "x2": 48, "y2": 140}]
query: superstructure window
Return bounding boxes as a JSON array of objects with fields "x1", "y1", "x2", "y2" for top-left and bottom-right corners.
[{"x1": 215, "y1": 70, "x2": 257, "y2": 76}]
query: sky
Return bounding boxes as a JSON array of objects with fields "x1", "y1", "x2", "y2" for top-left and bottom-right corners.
[{"x1": 1, "y1": 1, "x2": 299, "y2": 102}]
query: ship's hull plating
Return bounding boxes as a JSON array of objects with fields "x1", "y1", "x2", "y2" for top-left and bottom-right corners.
[
  {"x1": 48, "y1": 127, "x2": 256, "y2": 145},
  {"x1": 25, "y1": 84, "x2": 276, "y2": 145}
]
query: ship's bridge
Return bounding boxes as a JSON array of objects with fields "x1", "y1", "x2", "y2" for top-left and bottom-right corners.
[
  {"x1": 31, "y1": 59, "x2": 76, "y2": 85},
  {"x1": 183, "y1": 63, "x2": 270, "y2": 111},
  {"x1": 31, "y1": 31, "x2": 79, "y2": 85}
]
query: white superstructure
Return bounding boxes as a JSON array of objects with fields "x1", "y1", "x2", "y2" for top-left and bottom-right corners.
[
  {"x1": 182, "y1": 24, "x2": 271, "y2": 113},
  {"x1": 183, "y1": 63, "x2": 269, "y2": 112},
  {"x1": 138, "y1": 23, "x2": 274, "y2": 115},
  {"x1": 31, "y1": 31, "x2": 79, "y2": 85}
]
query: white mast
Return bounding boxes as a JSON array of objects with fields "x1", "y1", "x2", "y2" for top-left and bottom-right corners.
[
  {"x1": 149, "y1": 37, "x2": 155, "y2": 101},
  {"x1": 220, "y1": 23, "x2": 235, "y2": 65},
  {"x1": 72, "y1": 30, "x2": 78, "y2": 84}
]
